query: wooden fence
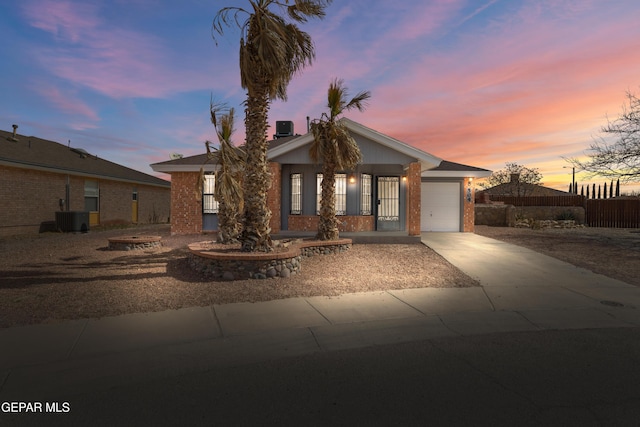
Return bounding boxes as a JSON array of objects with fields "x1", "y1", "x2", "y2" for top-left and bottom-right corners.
[
  {"x1": 478, "y1": 195, "x2": 640, "y2": 228},
  {"x1": 585, "y1": 199, "x2": 640, "y2": 228}
]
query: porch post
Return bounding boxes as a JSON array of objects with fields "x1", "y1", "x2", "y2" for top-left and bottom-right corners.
[
  {"x1": 267, "y1": 162, "x2": 282, "y2": 234},
  {"x1": 406, "y1": 162, "x2": 421, "y2": 236}
]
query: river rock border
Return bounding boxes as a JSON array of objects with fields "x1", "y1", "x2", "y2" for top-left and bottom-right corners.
[
  {"x1": 108, "y1": 235, "x2": 162, "y2": 251},
  {"x1": 188, "y1": 238, "x2": 352, "y2": 280}
]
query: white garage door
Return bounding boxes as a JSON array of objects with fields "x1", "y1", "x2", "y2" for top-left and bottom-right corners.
[{"x1": 421, "y1": 182, "x2": 461, "y2": 232}]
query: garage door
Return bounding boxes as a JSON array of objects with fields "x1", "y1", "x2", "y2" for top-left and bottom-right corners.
[{"x1": 421, "y1": 182, "x2": 460, "y2": 231}]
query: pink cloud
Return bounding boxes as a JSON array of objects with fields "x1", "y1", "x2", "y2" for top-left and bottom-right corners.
[{"x1": 32, "y1": 82, "x2": 100, "y2": 126}]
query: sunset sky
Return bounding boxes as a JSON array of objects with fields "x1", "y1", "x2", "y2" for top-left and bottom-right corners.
[{"x1": 2, "y1": 0, "x2": 640, "y2": 193}]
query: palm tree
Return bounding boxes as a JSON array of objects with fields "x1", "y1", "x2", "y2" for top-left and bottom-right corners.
[
  {"x1": 213, "y1": 0, "x2": 331, "y2": 252},
  {"x1": 205, "y1": 105, "x2": 245, "y2": 244},
  {"x1": 309, "y1": 78, "x2": 371, "y2": 240}
]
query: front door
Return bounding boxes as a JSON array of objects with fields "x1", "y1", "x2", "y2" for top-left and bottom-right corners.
[{"x1": 376, "y1": 176, "x2": 400, "y2": 231}]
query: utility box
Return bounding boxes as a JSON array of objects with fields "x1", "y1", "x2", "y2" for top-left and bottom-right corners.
[
  {"x1": 275, "y1": 121, "x2": 294, "y2": 138},
  {"x1": 55, "y1": 211, "x2": 90, "y2": 233}
]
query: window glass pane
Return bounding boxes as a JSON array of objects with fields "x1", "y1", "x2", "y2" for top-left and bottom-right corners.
[
  {"x1": 84, "y1": 197, "x2": 98, "y2": 212},
  {"x1": 361, "y1": 174, "x2": 372, "y2": 215},
  {"x1": 290, "y1": 173, "x2": 302, "y2": 215},
  {"x1": 84, "y1": 180, "x2": 99, "y2": 197},
  {"x1": 316, "y1": 174, "x2": 322, "y2": 215},
  {"x1": 335, "y1": 174, "x2": 346, "y2": 215},
  {"x1": 316, "y1": 173, "x2": 346, "y2": 215}
]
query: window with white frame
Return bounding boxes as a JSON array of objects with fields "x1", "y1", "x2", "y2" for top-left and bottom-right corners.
[
  {"x1": 290, "y1": 173, "x2": 302, "y2": 214},
  {"x1": 361, "y1": 173, "x2": 372, "y2": 215},
  {"x1": 316, "y1": 173, "x2": 346, "y2": 215},
  {"x1": 202, "y1": 174, "x2": 219, "y2": 214},
  {"x1": 84, "y1": 180, "x2": 99, "y2": 212}
]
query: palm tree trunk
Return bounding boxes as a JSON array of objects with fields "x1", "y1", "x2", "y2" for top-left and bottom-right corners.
[
  {"x1": 317, "y1": 160, "x2": 339, "y2": 240},
  {"x1": 240, "y1": 89, "x2": 273, "y2": 252}
]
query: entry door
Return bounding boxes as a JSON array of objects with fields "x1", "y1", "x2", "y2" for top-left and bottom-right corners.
[
  {"x1": 376, "y1": 176, "x2": 400, "y2": 231},
  {"x1": 132, "y1": 189, "x2": 139, "y2": 223}
]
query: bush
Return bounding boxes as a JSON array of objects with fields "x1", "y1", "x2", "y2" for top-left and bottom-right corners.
[{"x1": 556, "y1": 211, "x2": 576, "y2": 221}]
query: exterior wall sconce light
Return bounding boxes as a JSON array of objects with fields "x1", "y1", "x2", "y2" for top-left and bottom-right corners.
[
  {"x1": 402, "y1": 176, "x2": 407, "y2": 182},
  {"x1": 349, "y1": 174, "x2": 356, "y2": 184}
]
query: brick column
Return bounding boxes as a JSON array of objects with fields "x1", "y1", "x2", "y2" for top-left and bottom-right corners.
[
  {"x1": 267, "y1": 162, "x2": 281, "y2": 234},
  {"x1": 170, "y1": 172, "x2": 202, "y2": 235},
  {"x1": 406, "y1": 162, "x2": 421, "y2": 236},
  {"x1": 463, "y1": 177, "x2": 475, "y2": 232}
]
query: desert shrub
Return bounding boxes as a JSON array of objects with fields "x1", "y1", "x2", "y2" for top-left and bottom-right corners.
[{"x1": 556, "y1": 211, "x2": 576, "y2": 221}]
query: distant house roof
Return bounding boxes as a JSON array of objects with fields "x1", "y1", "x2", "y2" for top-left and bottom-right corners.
[
  {"x1": 0, "y1": 129, "x2": 170, "y2": 188},
  {"x1": 479, "y1": 175, "x2": 568, "y2": 197}
]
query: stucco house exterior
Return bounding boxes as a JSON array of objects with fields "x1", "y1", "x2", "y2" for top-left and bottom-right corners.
[
  {"x1": 151, "y1": 119, "x2": 490, "y2": 236},
  {"x1": 0, "y1": 126, "x2": 170, "y2": 237}
]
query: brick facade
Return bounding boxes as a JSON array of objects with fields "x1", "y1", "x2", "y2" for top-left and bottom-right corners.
[
  {"x1": 169, "y1": 172, "x2": 202, "y2": 235},
  {"x1": 406, "y1": 162, "x2": 421, "y2": 236},
  {"x1": 267, "y1": 162, "x2": 281, "y2": 234},
  {"x1": 0, "y1": 165, "x2": 170, "y2": 237},
  {"x1": 463, "y1": 177, "x2": 475, "y2": 232},
  {"x1": 288, "y1": 215, "x2": 375, "y2": 232}
]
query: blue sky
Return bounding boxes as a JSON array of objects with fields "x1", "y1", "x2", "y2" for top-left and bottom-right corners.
[{"x1": 2, "y1": 0, "x2": 640, "y2": 193}]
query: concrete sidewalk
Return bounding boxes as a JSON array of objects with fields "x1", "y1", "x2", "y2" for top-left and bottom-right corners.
[{"x1": 2, "y1": 232, "x2": 640, "y2": 401}]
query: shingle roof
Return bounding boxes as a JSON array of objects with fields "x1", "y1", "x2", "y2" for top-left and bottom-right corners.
[
  {"x1": 479, "y1": 182, "x2": 569, "y2": 196},
  {"x1": 428, "y1": 160, "x2": 491, "y2": 173},
  {"x1": 0, "y1": 129, "x2": 169, "y2": 187}
]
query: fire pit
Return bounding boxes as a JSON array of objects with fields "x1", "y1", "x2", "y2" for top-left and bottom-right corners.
[{"x1": 108, "y1": 235, "x2": 162, "y2": 251}]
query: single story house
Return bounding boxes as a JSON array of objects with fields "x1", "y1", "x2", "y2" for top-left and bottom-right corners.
[
  {"x1": 151, "y1": 118, "x2": 490, "y2": 235},
  {"x1": 477, "y1": 173, "x2": 570, "y2": 199},
  {"x1": 0, "y1": 125, "x2": 171, "y2": 237}
]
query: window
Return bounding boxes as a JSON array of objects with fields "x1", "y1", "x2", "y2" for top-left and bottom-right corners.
[
  {"x1": 316, "y1": 173, "x2": 346, "y2": 215},
  {"x1": 84, "y1": 180, "x2": 99, "y2": 212},
  {"x1": 202, "y1": 174, "x2": 219, "y2": 214},
  {"x1": 290, "y1": 173, "x2": 302, "y2": 215},
  {"x1": 361, "y1": 174, "x2": 372, "y2": 215}
]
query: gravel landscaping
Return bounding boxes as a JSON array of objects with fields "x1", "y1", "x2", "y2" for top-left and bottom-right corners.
[
  {"x1": 0, "y1": 224, "x2": 476, "y2": 328},
  {"x1": 1, "y1": 224, "x2": 637, "y2": 329}
]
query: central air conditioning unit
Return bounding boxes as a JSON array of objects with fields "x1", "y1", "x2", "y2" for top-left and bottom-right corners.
[
  {"x1": 274, "y1": 121, "x2": 294, "y2": 138},
  {"x1": 55, "y1": 211, "x2": 90, "y2": 233}
]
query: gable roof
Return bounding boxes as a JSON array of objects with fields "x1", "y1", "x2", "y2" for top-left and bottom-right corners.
[
  {"x1": 0, "y1": 129, "x2": 170, "y2": 188},
  {"x1": 151, "y1": 118, "x2": 491, "y2": 178},
  {"x1": 479, "y1": 182, "x2": 569, "y2": 197},
  {"x1": 267, "y1": 118, "x2": 442, "y2": 171},
  {"x1": 422, "y1": 160, "x2": 491, "y2": 178}
]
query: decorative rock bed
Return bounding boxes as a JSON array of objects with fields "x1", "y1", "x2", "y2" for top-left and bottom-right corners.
[
  {"x1": 514, "y1": 219, "x2": 584, "y2": 229},
  {"x1": 108, "y1": 235, "x2": 162, "y2": 251},
  {"x1": 188, "y1": 238, "x2": 352, "y2": 280}
]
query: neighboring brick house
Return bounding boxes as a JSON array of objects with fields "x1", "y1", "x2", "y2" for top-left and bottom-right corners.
[
  {"x1": 151, "y1": 118, "x2": 490, "y2": 235},
  {"x1": 0, "y1": 126, "x2": 170, "y2": 237}
]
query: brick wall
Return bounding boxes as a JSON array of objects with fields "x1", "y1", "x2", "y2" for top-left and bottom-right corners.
[
  {"x1": 169, "y1": 172, "x2": 202, "y2": 235},
  {"x1": 288, "y1": 215, "x2": 374, "y2": 232},
  {"x1": 0, "y1": 165, "x2": 169, "y2": 237},
  {"x1": 406, "y1": 162, "x2": 421, "y2": 236},
  {"x1": 267, "y1": 162, "x2": 281, "y2": 234},
  {"x1": 463, "y1": 177, "x2": 475, "y2": 232}
]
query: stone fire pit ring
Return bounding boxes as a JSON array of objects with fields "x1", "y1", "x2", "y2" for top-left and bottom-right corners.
[{"x1": 108, "y1": 235, "x2": 162, "y2": 251}]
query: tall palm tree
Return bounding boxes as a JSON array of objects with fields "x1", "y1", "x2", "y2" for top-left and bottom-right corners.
[
  {"x1": 309, "y1": 78, "x2": 371, "y2": 241},
  {"x1": 213, "y1": 0, "x2": 331, "y2": 252},
  {"x1": 205, "y1": 105, "x2": 245, "y2": 244}
]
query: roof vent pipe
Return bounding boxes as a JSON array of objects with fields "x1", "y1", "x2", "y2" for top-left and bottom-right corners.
[{"x1": 7, "y1": 124, "x2": 19, "y2": 142}]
